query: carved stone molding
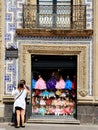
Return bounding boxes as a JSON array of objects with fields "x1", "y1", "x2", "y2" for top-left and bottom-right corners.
[
  {"x1": 20, "y1": 44, "x2": 88, "y2": 98},
  {"x1": 16, "y1": 29, "x2": 93, "y2": 37},
  {"x1": 26, "y1": 0, "x2": 36, "y2": 5},
  {"x1": 78, "y1": 89, "x2": 88, "y2": 97}
]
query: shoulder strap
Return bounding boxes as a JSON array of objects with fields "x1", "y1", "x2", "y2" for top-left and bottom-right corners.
[{"x1": 15, "y1": 90, "x2": 24, "y2": 100}]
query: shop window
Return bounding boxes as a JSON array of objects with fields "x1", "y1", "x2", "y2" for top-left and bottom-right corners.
[{"x1": 31, "y1": 55, "x2": 77, "y2": 118}]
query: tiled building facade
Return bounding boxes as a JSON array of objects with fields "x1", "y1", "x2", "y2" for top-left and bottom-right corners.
[{"x1": 0, "y1": 0, "x2": 98, "y2": 124}]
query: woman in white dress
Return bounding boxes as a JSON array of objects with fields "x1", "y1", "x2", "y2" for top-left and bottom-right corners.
[{"x1": 12, "y1": 82, "x2": 30, "y2": 128}]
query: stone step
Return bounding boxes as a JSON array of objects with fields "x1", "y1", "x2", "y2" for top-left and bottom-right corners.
[{"x1": 27, "y1": 118, "x2": 80, "y2": 124}]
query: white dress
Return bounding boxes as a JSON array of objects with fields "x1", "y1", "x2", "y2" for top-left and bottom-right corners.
[
  {"x1": 12, "y1": 88, "x2": 19, "y2": 113},
  {"x1": 12, "y1": 88, "x2": 19, "y2": 100},
  {"x1": 13, "y1": 89, "x2": 27, "y2": 110}
]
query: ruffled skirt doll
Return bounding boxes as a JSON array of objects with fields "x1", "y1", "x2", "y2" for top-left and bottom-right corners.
[
  {"x1": 40, "y1": 97, "x2": 46, "y2": 106},
  {"x1": 65, "y1": 79, "x2": 72, "y2": 90},
  {"x1": 39, "y1": 106, "x2": 46, "y2": 115},
  {"x1": 40, "y1": 90, "x2": 49, "y2": 98},
  {"x1": 32, "y1": 105, "x2": 39, "y2": 114},
  {"x1": 64, "y1": 106, "x2": 71, "y2": 115},
  {"x1": 32, "y1": 79, "x2": 37, "y2": 89},
  {"x1": 55, "y1": 77, "x2": 65, "y2": 89},
  {"x1": 46, "y1": 77, "x2": 56, "y2": 91},
  {"x1": 55, "y1": 106, "x2": 61, "y2": 116},
  {"x1": 35, "y1": 75, "x2": 46, "y2": 90}
]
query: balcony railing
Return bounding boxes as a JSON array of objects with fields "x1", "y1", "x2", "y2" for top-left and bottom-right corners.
[{"x1": 22, "y1": 4, "x2": 86, "y2": 30}]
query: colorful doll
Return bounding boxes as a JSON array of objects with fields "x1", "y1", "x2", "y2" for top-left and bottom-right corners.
[
  {"x1": 64, "y1": 97, "x2": 72, "y2": 115},
  {"x1": 65, "y1": 90, "x2": 70, "y2": 97},
  {"x1": 32, "y1": 78, "x2": 37, "y2": 89},
  {"x1": 56, "y1": 98, "x2": 62, "y2": 106},
  {"x1": 72, "y1": 75, "x2": 77, "y2": 90},
  {"x1": 49, "y1": 105, "x2": 55, "y2": 114},
  {"x1": 55, "y1": 105, "x2": 61, "y2": 116},
  {"x1": 46, "y1": 72, "x2": 56, "y2": 91},
  {"x1": 41, "y1": 90, "x2": 49, "y2": 98},
  {"x1": 65, "y1": 75, "x2": 72, "y2": 90},
  {"x1": 39, "y1": 106, "x2": 46, "y2": 115},
  {"x1": 40, "y1": 97, "x2": 46, "y2": 106},
  {"x1": 46, "y1": 98, "x2": 52, "y2": 105},
  {"x1": 61, "y1": 106, "x2": 66, "y2": 115},
  {"x1": 69, "y1": 98, "x2": 74, "y2": 108},
  {"x1": 52, "y1": 98, "x2": 58, "y2": 106},
  {"x1": 32, "y1": 105, "x2": 39, "y2": 114},
  {"x1": 46, "y1": 106, "x2": 50, "y2": 115},
  {"x1": 66, "y1": 97, "x2": 70, "y2": 106},
  {"x1": 35, "y1": 97, "x2": 40, "y2": 105},
  {"x1": 48, "y1": 91, "x2": 56, "y2": 98},
  {"x1": 34, "y1": 89, "x2": 40, "y2": 96},
  {"x1": 64, "y1": 106, "x2": 71, "y2": 115},
  {"x1": 61, "y1": 98, "x2": 66, "y2": 106},
  {"x1": 55, "y1": 76, "x2": 65, "y2": 89},
  {"x1": 69, "y1": 98, "x2": 75, "y2": 115},
  {"x1": 32, "y1": 97, "x2": 35, "y2": 105},
  {"x1": 70, "y1": 90, "x2": 76, "y2": 100},
  {"x1": 55, "y1": 89, "x2": 62, "y2": 97},
  {"x1": 35, "y1": 75, "x2": 46, "y2": 90},
  {"x1": 60, "y1": 91, "x2": 66, "y2": 98}
]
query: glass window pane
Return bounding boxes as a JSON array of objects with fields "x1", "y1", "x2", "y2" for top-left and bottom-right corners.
[
  {"x1": 57, "y1": 0, "x2": 71, "y2": 5},
  {"x1": 56, "y1": 0, "x2": 71, "y2": 28},
  {"x1": 38, "y1": 0, "x2": 71, "y2": 29},
  {"x1": 39, "y1": 0, "x2": 53, "y2": 5}
]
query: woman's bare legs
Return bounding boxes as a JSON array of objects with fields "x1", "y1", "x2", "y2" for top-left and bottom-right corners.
[
  {"x1": 16, "y1": 110, "x2": 21, "y2": 127},
  {"x1": 20, "y1": 109, "x2": 25, "y2": 126}
]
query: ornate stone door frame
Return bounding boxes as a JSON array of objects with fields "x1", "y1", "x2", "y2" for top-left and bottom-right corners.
[{"x1": 20, "y1": 44, "x2": 88, "y2": 100}]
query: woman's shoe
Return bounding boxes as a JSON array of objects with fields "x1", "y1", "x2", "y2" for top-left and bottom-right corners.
[
  {"x1": 21, "y1": 125, "x2": 25, "y2": 128},
  {"x1": 15, "y1": 125, "x2": 20, "y2": 128}
]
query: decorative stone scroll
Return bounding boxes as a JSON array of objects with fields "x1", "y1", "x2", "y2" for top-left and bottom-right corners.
[
  {"x1": 20, "y1": 44, "x2": 88, "y2": 98},
  {"x1": 78, "y1": 89, "x2": 88, "y2": 97}
]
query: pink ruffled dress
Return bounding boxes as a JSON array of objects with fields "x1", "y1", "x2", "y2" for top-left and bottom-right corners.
[
  {"x1": 55, "y1": 78, "x2": 65, "y2": 89},
  {"x1": 64, "y1": 106, "x2": 72, "y2": 115},
  {"x1": 40, "y1": 99, "x2": 46, "y2": 105},
  {"x1": 55, "y1": 106, "x2": 61, "y2": 115},
  {"x1": 35, "y1": 77, "x2": 46, "y2": 90}
]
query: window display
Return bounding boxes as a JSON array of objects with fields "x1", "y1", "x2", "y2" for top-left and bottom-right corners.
[
  {"x1": 31, "y1": 72, "x2": 76, "y2": 118},
  {"x1": 31, "y1": 55, "x2": 77, "y2": 118}
]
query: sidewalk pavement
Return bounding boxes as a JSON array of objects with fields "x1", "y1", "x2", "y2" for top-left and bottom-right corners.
[{"x1": 0, "y1": 123, "x2": 98, "y2": 130}]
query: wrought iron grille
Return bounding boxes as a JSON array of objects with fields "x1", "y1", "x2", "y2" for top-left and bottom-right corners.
[{"x1": 22, "y1": 4, "x2": 86, "y2": 30}]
